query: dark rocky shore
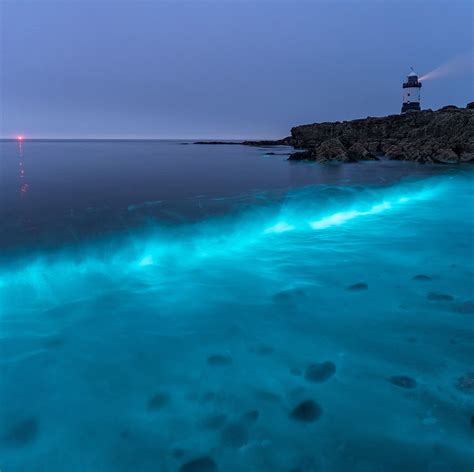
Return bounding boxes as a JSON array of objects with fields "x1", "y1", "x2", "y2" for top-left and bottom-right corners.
[{"x1": 199, "y1": 103, "x2": 474, "y2": 163}]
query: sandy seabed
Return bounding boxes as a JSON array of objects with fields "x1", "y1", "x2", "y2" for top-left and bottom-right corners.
[{"x1": 1, "y1": 172, "x2": 473, "y2": 471}]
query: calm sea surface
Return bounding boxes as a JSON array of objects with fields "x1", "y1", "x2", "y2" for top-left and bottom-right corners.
[
  {"x1": 1, "y1": 140, "x2": 473, "y2": 471},
  {"x1": 0, "y1": 139, "x2": 458, "y2": 252}
]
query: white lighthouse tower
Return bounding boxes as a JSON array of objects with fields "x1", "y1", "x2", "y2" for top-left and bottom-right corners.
[{"x1": 401, "y1": 68, "x2": 422, "y2": 113}]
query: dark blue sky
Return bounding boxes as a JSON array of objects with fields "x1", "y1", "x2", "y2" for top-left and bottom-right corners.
[{"x1": 1, "y1": 1, "x2": 472, "y2": 139}]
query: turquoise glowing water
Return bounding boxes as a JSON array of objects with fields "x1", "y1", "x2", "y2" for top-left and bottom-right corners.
[{"x1": 1, "y1": 142, "x2": 473, "y2": 471}]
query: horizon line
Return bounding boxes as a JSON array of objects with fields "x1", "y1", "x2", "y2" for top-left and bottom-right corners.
[{"x1": 0, "y1": 137, "x2": 258, "y2": 142}]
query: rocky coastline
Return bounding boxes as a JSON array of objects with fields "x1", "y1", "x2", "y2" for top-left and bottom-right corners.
[{"x1": 198, "y1": 103, "x2": 474, "y2": 164}]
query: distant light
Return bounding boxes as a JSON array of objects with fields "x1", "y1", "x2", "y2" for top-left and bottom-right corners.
[
  {"x1": 264, "y1": 221, "x2": 295, "y2": 234},
  {"x1": 17, "y1": 135, "x2": 24, "y2": 141}
]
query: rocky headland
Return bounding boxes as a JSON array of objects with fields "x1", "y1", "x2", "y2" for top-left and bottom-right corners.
[{"x1": 241, "y1": 103, "x2": 474, "y2": 163}]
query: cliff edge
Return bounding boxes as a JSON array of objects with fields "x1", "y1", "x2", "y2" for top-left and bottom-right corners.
[{"x1": 245, "y1": 103, "x2": 474, "y2": 164}]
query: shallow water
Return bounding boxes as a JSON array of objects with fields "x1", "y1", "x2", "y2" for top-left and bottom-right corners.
[
  {"x1": 0, "y1": 139, "x2": 452, "y2": 252},
  {"x1": 1, "y1": 141, "x2": 473, "y2": 471}
]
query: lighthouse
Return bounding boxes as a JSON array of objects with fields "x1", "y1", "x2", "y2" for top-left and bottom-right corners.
[{"x1": 401, "y1": 68, "x2": 422, "y2": 113}]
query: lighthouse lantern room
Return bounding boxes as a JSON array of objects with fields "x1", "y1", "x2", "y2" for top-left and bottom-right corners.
[{"x1": 401, "y1": 68, "x2": 422, "y2": 113}]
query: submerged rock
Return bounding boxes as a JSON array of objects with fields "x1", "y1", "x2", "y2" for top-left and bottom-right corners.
[
  {"x1": 4, "y1": 417, "x2": 38, "y2": 445},
  {"x1": 304, "y1": 361, "x2": 336, "y2": 383},
  {"x1": 389, "y1": 375, "x2": 417, "y2": 389},
  {"x1": 179, "y1": 456, "x2": 217, "y2": 472},
  {"x1": 147, "y1": 392, "x2": 170, "y2": 410},
  {"x1": 288, "y1": 150, "x2": 314, "y2": 160},
  {"x1": 273, "y1": 288, "x2": 306, "y2": 302},
  {"x1": 413, "y1": 274, "x2": 432, "y2": 281},
  {"x1": 427, "y1": 292, "x2": 455, "y2": 302},
  {"x1": 290, "y1": 400, "x2": 322, "y2": 422},
  {"x1": 452, "y1": 301, "x2": 474, "y2": 314},
  {"x1": 220, "y1": 422, "x2": 249, "y2": 448},
  {"x1": 346, "y1": 282, "x2": 368, "y2": 291},
  {"x1": 456, "y1": 373, "x2": 474, "y2": 393},
  {"x1": 207, "y1": 354, "x2": 232, "y2": 366}
]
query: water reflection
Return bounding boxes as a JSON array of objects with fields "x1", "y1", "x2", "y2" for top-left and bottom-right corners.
[{"x1": 18, "y1": 139, "x2": 29, "y2": 196}]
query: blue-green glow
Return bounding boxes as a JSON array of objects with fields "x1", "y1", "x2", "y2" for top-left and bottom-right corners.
[
  {"x1": 310, "y1": 201, "x2": 391, "y2": 229},
  {"x1": 0, "y1": 180, "x2": 445, "y2": 286},
  {"x1": 138, "y1": 255, "x2": 155, "y2": 266},
  {"x1": 264, "y1": 221, "x2": 295, "y2": 234},
  {"x1": 1, "y1": 173, "x2": 473, "y2": 471}
]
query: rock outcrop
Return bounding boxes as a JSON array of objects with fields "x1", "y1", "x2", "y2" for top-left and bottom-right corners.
[{"x1": 246, "y1": 103, "x2": 474, "y2": 163}]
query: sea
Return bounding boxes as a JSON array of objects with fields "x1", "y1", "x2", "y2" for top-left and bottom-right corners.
[{"x1": 1, "y1": 140, "x2": 473, "y2": 471}]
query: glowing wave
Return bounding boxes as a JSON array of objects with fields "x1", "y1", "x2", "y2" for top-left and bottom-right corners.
[
  {"x1": 264, "y1": 189, "x2": 435, "y2": 235},
  {"x1": 0, "y1": 180, "x2": 443, "y2": 288},
  {"x1": 136, "y1": 187, "x2": 439, "y2": 268}
]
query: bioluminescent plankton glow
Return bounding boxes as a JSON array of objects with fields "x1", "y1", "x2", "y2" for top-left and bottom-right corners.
[
  {"x1": 2, "y1": 0, "x2": 472, "y2": 468},
  {"x1": 264, "y1": 221, "x2": 295, "y2": 234},
  {"x1": 1, "y1": 181, "x2": 439, "y2": 285},
  {"x1": 1, "y1": 172, "x2": 473, "y2": 471},
  {"x1": 131, "y1": 184, "x2": 440, "y2": 273}
]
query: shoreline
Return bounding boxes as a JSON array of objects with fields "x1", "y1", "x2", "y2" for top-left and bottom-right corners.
[{"x1": 196, "y1": 102, "x2": 474, "y2": 164}]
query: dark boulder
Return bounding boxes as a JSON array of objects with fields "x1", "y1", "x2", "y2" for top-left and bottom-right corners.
[
  {"x1": 427, "y1": 292, "x2": 454, "y2": 302},
  {"x1": 389, "y1": 375, "x2": 417, "y2": 389},
  {"x1": 147, "y1": 392, "x2": 170, "y2": 411},
  {"x1": 413, "y1": 274, "x2": 432, "y2": 281},
  {"x1": 4, "y1": 417, "x2": 38, "y2": 445},
  {"x1": 290, "y1": 400, "x2": 322, "y2": 422},
  {"x1": 288, "y1": 150, "x2": 314, "y2": 161},
  {"x1": 179, "y1": 457, "x2": 217, "y2": 472},
  {"x1": 347, "y1": 142, "x2": 377, "y2": 161},
  {"x1": 315, "y1": 138, "x2": 348, "y2": 162},
  {"x1": 452, "y1": 301, "x2": 474, "y2": 314},
  {"x1": 304, "y1": 361, "x2": 336, "y2": 383},
  {"x1": 347, "y1": 282, "x2": 368, "y2": 291},
  {"x1": 207, "y1": 354, "x2": 232, "y2": 366}
]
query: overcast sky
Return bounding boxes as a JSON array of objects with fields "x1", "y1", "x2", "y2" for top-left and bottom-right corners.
[{"x1": 1, "y1": 0, "x2": 472, "y2": 139}]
